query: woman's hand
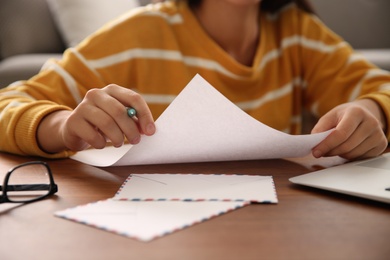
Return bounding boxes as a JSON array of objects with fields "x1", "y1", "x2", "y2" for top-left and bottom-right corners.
[
  {"x1": 38, "y1": 84, "x2": 156, "y2": 153},
  {"x1": 311, "y1": 99, "x2": 388, "y2": 160}
]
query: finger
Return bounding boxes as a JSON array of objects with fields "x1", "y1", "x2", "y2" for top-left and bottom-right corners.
[
  {"x1": 87, "y1": 106, "x2": 131, "y2": 147},
  {"x1": 321, "y1": 124, "x2": 367, "y2": 157},
  {"x1": 323, "y1": 109, "x2": 386, "y2": 158},
  {"x1": 337, "y1": 139, "x2": 382, "y2": 160},
  {"x1": 65, "y1": 110, "x2": 106, "y2": 150},
  {"x1": 77, "y1": 94, "x2": 133, "y2": 147},
  {"x1": 84, "y1": 87, "x2": 142, "y2": 145},
  {"x1": 104, "y1": 85, "x2": 156, "y2": 136},
  {"x1": 311, "y1": 112, "x2": 338, "y2": 134},
  {"x1": 90, "y1": 91, "x2": 142, "y2": 144},
  {"x1": 357, "y1": 140, "x2": 388, "y2": 159},
  {"x1": 90, "y1": 101, "x2": 142, "y2": 146},
  {"x1": 312, "y1": 113, "x2": 360, "y2": 158},
  {"x1": 335, "y1": 130, "x2": 388, "y2": 160}
]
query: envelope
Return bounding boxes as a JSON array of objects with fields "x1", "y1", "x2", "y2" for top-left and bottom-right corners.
[
  {"x1": 55, "y1": 199, "x2": 247, "y2": 242},
  {"x1": 115, "y1": 174, "x2": 278, "y2": 203}
]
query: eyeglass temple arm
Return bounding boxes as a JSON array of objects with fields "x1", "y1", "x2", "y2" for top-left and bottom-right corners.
[{"x1": 0, "y1": 184, "x2": 54, "y2": 192}]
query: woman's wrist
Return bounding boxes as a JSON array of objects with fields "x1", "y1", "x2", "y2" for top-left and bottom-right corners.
[{"x1": 37, "y1": 110, "x2": 71, "y2": 154}]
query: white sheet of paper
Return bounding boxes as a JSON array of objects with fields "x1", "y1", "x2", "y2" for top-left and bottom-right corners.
[
  {"x1": 115, "y1": 174, "x2": 278, "y2": 203},
  {"x1": 55, "y1": 199, "x2": 247, "y2": 242},
  {"x1": 71, "y1": 74, "x2": 331, "y2": 167}
]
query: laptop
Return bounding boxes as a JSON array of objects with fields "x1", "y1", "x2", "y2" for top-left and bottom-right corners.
[{"x1": 289, "y1": 153, "x2": 390, "y2": 204}]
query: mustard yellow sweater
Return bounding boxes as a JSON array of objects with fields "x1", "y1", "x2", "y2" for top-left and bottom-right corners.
[{"x1": 1, "y1": 1, "x2": 390, "y2": 158}]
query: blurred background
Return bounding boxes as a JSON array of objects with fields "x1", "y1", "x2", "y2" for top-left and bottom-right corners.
[{"x1": 0, "y1": 0, "x2": 389, "y2": 88}]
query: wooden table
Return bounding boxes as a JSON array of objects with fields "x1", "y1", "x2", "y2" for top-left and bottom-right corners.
[{"x1": 0, "y1": 151, "x2": 389, "y2": 260}]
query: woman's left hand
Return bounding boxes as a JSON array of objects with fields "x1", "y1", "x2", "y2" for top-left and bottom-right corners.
[{"x1": 311, "y1": 99, "x2": 388, "y2": 160}]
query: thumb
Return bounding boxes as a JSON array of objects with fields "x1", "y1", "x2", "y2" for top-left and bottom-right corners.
[{"x1": 311, "y1": 110, "x2": 339, "y2": 134}]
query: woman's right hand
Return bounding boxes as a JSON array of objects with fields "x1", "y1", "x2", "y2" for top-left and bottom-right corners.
[{"x1": 37, "y1": 84, "x2": 156, "y2": 153}]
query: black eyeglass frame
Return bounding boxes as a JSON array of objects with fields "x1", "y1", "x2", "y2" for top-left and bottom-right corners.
[{"x1": 0, "y1": 161, "x2": 58, "y2": 204}]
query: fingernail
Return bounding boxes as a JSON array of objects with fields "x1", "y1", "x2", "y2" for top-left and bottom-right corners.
[
  {"x1": 131, "y1": 136, "x2": 141, "y2": 144},
  {"x1": 114, "y1": 142, "x2": 124, "y2": 148},
  {"x1": 146, "y1": 123, "x2": 156, "y2": 135},
  {"x1": 313, "y1": 149, "x2": 322, "y2": 158}
]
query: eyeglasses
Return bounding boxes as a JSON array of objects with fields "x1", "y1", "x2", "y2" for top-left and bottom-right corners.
[{"x1": 0, "y1": 161, "x2": 58, "y2": 204}]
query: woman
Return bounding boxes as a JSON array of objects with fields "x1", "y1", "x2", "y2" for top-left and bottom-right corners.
[{"x1": 0, "y1": 0, "x2": 389, "y2": 160}]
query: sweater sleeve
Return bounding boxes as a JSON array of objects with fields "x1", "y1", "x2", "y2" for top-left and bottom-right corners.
[
  {"x1": 0, "y1": 4, "x2": 178, "y2": 157},
  {"x1": 0, "y1": 40, "x2": 110, "y2": 157},
  {"x1": 0, "y1": 50, "x2": 102, "y2": 157},
  {"x1": 298, "y1": 11, "x2": 390, "y2": 140}
]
